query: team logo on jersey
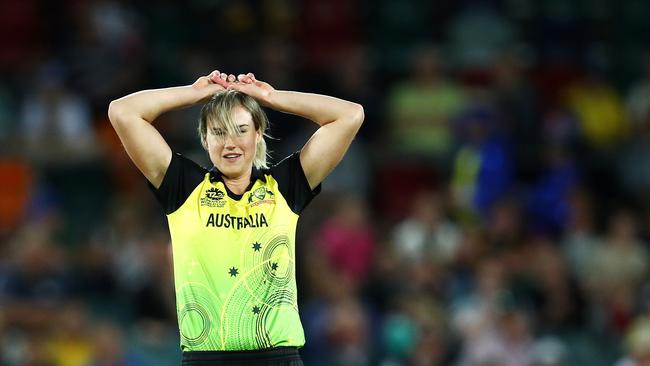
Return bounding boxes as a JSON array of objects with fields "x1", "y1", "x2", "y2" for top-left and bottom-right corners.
[
  {"x1": 248, "y1": 187, "x2": 275, "y2": 207},
  {"x1": 201, "y1": 187, "x2": 226, "y2": 207}
]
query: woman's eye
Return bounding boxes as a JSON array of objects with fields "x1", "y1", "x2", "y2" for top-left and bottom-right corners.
[
  {"x1": 239, "y1": 128, "x2": 248, "y2": 134},
  {"x1": 213, "y1": 129, "x2": 225, "y2": 136}
]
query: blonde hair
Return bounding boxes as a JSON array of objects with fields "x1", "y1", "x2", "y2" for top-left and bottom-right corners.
[{"x1": 198, "y1": 90, "x2": 270, "y2": 169}]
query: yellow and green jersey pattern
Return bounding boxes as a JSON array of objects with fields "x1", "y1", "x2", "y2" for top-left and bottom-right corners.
[{"x1": 151, "y1": 152, "x2": 319, "y2": 352}]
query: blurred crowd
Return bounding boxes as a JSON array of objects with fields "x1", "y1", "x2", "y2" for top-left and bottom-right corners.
[{"x1": 1, "y1": 0, "x2": 650, "y2": 365}]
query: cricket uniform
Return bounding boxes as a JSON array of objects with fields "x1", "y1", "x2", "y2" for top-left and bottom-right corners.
[{"x1": 150, "y1": 151, "x2": 319, "y2": 364}]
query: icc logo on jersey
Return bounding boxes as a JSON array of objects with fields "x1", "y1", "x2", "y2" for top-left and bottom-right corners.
[{"x1": 201, "y1": 187, "x2": 226, "y2": 207}]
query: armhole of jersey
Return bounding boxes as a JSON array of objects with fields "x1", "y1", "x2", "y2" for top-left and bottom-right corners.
[
  {"x1": 271, "y1": 151, "x2": 321, "y2": 215},
  {"x1": 148, "y1": 152, "x2": 207, "y2": 215}
]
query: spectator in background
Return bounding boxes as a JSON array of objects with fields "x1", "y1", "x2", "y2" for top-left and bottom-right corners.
[
  {"x1": 378, "y1": 293, "x2": 448, "y2": 365},
  {"x1": 46, "y1": 301, "x2": 93, "y2": 366},
  {"x1": 615, "y1": 316, "x2": 650, "y2": 366},
  {"x1": 103, "y1": 198, "x2": 151, "y2": 298},
  {"x1": 315, "y1": 195, "x2": 375, "y2": 287},
  {"x1": 453, "y1": 256, "x2": 533, "y2": 366},
  {"x1": 19, "y1": 61, "x2": 99, "y2": 163},
  {"x1": 526, "y1": 238, "x2": 585, "y2": 333},
  {"x1": 563, "y1": 64, "x2": 628, "y2": 150},
  {"x1": 1, "y1": 213, "x2": 71, "y2": 310},
  {"x1": 529, "y1": 336, "x2": 569, "y2": 366},
  {"x1": 562, "y1": 189, "x2": 601, "y2": 285},
  {"x1": 447, "y1": 227, "x2": 490, "y2": 303},
  {"x1": 450, "y1": 103, "x2": 514, "y2": 220},
  {"x1": 526, "y1": 146, "x2": 579, "y2": 235},
  {"x1": 324, "y1": 293, "x2": 371, "y2": 366},
  {"x1": 392, "y1": 190, "x2": 460, "y2": 266},
  {"x1": 485, "y1": 198, "x2": 523, "y2": 252},
  {"x1": 300, "y1": 258, "x2": 371, "y2": 366},
  {"x1": 2, "y1": 331, "x2": 54, "y2": 366},
  {"x1": 586, "y1": 210, "x2": 648, "y2": 334},
  {"x1": 0, "y1": 211, "x2": 73, "y2": 365},
  {"x1": 386, "y1": 46, "x2": 465, "y2": 165}
]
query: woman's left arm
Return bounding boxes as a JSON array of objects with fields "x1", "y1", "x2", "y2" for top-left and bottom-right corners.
[{"x1": 230, "y1": 75, "x2": 364, "y2": 189}]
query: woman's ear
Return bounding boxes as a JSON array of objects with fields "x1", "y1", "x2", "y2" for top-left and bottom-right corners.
[
  {"x1": 201, "y1": 135, "x2": 209, "y2": 150},
  {"x1": 255, "y1": 129, "x2": 261, "y2": 143}
]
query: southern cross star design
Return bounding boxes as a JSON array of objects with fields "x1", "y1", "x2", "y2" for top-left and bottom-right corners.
[
  {"x1": 252, "y1": 242, "x2": 262, "y2": 252},
  {"x1": 252, "y1": 306, "x2": 261, "y2": 315},
  {"x1": 228, "y1": 267, "x2": 239, "y2": 277},
  {"x1": 271, "y1": 262, "x2": 279, "y2": 271}
]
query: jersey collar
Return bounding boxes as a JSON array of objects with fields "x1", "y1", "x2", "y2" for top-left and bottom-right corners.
[{"x1": 208, "y1": 166, "x2": 265, "y2": 184}]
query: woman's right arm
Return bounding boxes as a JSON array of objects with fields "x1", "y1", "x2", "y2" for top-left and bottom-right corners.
[{"x1": 107, "y1": 71, "x2": 230, "y2": 188}]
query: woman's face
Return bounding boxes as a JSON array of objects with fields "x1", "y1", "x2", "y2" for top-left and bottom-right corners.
[{"x1": 206, "y1": 105, "x2": 260, "y2": 179}]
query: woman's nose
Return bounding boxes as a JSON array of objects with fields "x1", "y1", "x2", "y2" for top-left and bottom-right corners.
[{"x1": 224, "y1": 135, "x2": 235, "y2": 148}]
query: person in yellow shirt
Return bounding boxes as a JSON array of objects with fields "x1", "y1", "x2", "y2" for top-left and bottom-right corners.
[{"x1": 108, "y1": 70, "x2": 364, "y2": 365}]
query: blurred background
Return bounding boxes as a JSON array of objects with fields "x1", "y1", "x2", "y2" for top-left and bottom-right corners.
[{"x1": 1, "y1": 0, "x2": 650, "y2": 365}]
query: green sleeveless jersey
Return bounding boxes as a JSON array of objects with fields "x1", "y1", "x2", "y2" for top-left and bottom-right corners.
[{"x1": 150, "y1": 151, "x2": 320, "y2": 352}]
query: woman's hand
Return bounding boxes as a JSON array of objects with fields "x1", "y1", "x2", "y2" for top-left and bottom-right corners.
[
  {"x1": 227, "y1": 73, "x2": 276, "y2": 107},
  {"x1": 192, "y1": 70, "x2": 234, "y2": 101}
]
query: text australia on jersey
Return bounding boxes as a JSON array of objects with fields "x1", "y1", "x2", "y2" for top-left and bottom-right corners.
[
  {"x1": 201, "y1": 187, "x2": 273, "y2": 229},
  {"x1": 205, "y1": 213, "x2": 269, "y2": 229}
]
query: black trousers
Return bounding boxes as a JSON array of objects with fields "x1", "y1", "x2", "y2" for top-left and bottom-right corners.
[{"x1": 182, "y1": 347, "x2": 304, "y2": 366}]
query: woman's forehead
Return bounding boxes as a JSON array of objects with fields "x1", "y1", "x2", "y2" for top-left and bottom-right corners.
[
  {"x1": 231, "y1": 106, "x2": 254, "y2": 124},
  {"x1": 208, "y1": 106, "x2": 253, "y2": 129}
]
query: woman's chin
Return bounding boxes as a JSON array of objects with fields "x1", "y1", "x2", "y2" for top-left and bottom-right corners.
[{"x1": 217, "y1": 163, "x2": 249, "y2": 179}]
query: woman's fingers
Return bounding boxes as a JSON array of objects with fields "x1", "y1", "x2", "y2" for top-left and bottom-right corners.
[
  {"x1": 211, "y1": 71, "x2": 229, "y2": 88},
  {"x1": 204, "y1": 70, "x2": 257, "y2": 89},
  {"x1": 237, "y1": 74, "x2": 254, "y2": 83},
  {"x1": 209, "y1": 70, "x2": 220, "y2": 82}
]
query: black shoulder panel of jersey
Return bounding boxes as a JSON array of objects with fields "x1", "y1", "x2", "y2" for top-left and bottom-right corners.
[
  {"x1": 149, "y1": 152, "x2": 207, "y2": 215},
  {"x1": 270, "y1": 151, "x2": 321, "y2": 215}
]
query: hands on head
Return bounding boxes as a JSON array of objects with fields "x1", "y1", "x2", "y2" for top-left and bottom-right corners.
[{"x1": 194, "y1": 70, "x2": 275, "y2": 107}]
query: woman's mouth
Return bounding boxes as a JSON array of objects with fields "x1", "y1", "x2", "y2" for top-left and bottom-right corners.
[{"x1": 223, "y1": 153, "x2": 242, "y2": 162}]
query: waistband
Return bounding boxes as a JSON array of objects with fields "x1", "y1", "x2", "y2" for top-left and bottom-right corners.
[{"x1": 182, "y1": 347, "x2": 301, "y2": 364}]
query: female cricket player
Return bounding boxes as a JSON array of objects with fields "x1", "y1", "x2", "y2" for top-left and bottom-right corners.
[{"x1": 108, "y1": 70, "x2": 364, "y2": 365}]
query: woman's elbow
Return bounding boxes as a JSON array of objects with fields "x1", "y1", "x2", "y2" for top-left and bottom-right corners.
[
  {"x1": 108, "y1": 99, "x2": 135, "y2": 127},
  {"x1": 351, "y1": 103, "x2": 365, "y2": 127},
  {"x1": 107, "y1": 100, "x2": 124, "y2": 126}
]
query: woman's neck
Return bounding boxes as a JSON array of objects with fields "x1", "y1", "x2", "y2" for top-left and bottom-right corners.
[{"x1": 223, "y1": 172, "x2": 251, "y2": 195}]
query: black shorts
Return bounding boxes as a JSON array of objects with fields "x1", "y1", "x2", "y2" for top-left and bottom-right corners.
[{"x1": 181, "y1": 347, "x2": 303, "y2": 366}]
